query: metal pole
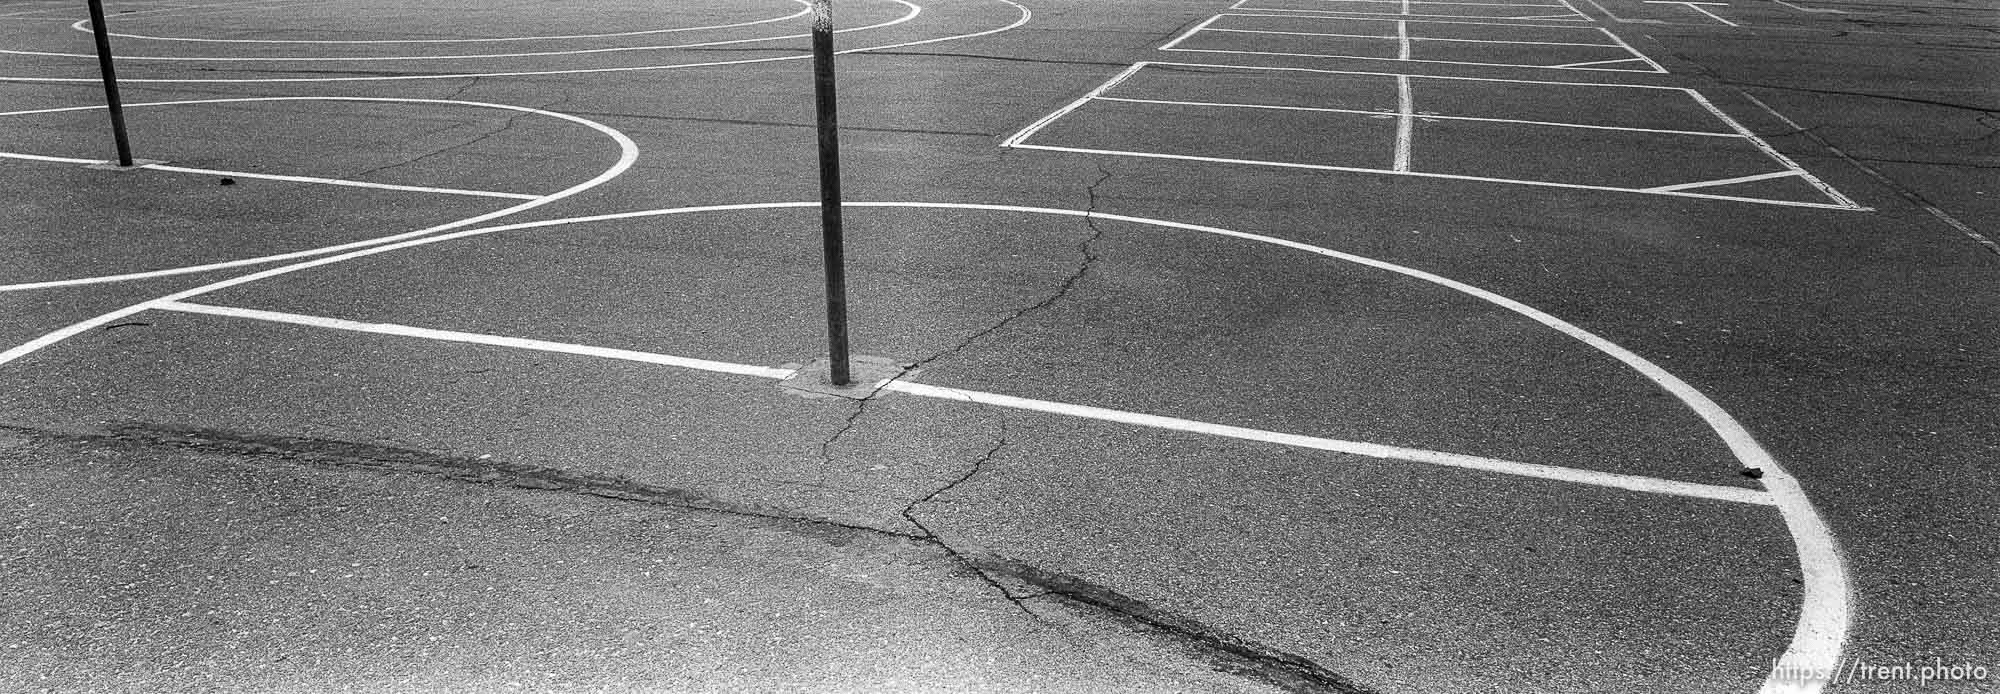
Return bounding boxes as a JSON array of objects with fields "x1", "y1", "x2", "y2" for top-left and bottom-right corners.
[
  {"x1": 810, "y1": 0, "x2": 851, "y2": 386},
  {"x1": 85, "y1": 0, "x2": 134, "y2": 167}
]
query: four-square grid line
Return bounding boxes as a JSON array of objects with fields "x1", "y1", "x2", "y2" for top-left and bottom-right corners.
[
  {"x1": 1001, "y1": 62, "x2": 1866, "y2": 210},
  {"x1": 1163, "y1": 14, "x2": 1664, "y2": 72},
  {"x1": 1231, "y1": 0, "x2": 1591, "y2": 22}
]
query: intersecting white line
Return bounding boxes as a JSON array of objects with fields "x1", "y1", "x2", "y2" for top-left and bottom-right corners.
[
  {"x1": 1394, "y1": 75, "x2": 1415, "y2": 171},
  {"x1": 147, "y1": 299, "x2": 1778, "y2": 507}
]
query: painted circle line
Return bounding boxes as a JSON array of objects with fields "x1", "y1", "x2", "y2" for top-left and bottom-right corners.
[
  {"x1": 0, "y1": 96, "x2": 639, "y2": 292},
  {"x1": 76, "y1": 0, "x2": 815, "y2": 44},
  {"x1": 13, "y1": 1, "x2": 922, "y2": 62},
  {"x1": 0, "y1": 200, "x2": 1849, "y2": 693},
  {"x1": 0, "y1": 0, "x2": 1032, "y2": 83}
]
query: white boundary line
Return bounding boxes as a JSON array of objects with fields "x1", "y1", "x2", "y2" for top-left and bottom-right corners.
[
  {"x1": 1002, "y1": 62, "x2": 1866, "y2": 210},
  {"x1": 1646, "y1": 169, "x2": 1803, "y2": 192},
  {"x1": 1679, "y1": 90, "x2": 1862, "y2": 208},
  {"x1": 83, "y1": 0, "x2": 816, "y2": 43},
  {"x1": 148, "y1": 299, "x2": 1777, "y2": 506},
  {"x1": 1772, "y1": 0, "x2": 1845, "y2": 13},
  {"x1": 7, "y1": 1, "x2": 922, "y2": 62},
  {"x1": 0, "y1": 0, "x2": 1033, "y2": 83},
  {"x1": 0, "y1": 200, "x2": 1848, "y2": 693},
  {"x1": 1215, "y1": 10, "x2": 1630, "y2": 27},
  {"x1": 1092, "y1": 96, "x2": 1737, "y2": 137},
  {"x1": 1686, "y1": 3, "x2": 1742, "y2": 26},
  {"x1": 1158, "y1": 14, "x2": 1224, "y2": 51},
  {"x1": 1593, "y1": 26, "x2": 1670, "y2": 71},
  {"x1": 1645, "y1": 0, "x2": 1741, "y2": 25},
  {"x1": 998, "y1": 63, "x2": 1149, "y2": 148},
  {"x1": 1175, "y1": 14, "x2": 1664, "y2": 72},
  {"x1": 1230, "y1": 0, "x2": 1591, "y2": 21},
  {"x1": 1394, "y1": 75, "x2": 1415, "y2": 171},
  {"x1": 0, "y1": 97, "x2": 638, "y2": 292},
  {"x1": 154, "y1": 301, "x2": 798, "y2": 379},
  {"x1": 1160, "y1": 46, "x2": 1663, "y2": 73},
  {"x1": 0, "y1": 152, "x2": 541, "y2": 199}
]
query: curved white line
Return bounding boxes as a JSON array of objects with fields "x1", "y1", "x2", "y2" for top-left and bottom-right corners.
[
  {"x1": 0, "y1": 97, "x2": 638, "y2": 292},
  {"x1": 0, "y1": 0, "x2": 1031, "y2": 83},
  {"x1": 15, "y1": 1, "x2": 920, "y2": 62},
  {"x1": 78, "y1": 1, "x2": 814, "y2": 44},
  {"x1": 0, "y1": 199, "x2": 1848, "y2": 694}
]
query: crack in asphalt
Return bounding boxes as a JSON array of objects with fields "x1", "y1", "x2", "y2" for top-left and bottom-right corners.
[
  {"x1": 339, "y1": 96, "x2": 566, "y2": 182},
  {"x1": 28, "y1": 422, "x2": 1373, "y2": 693},
  {"x1": 1721, "y1": 79, "x2": 2000, "y2": 115},
  {"x1": 1660, "y1": 51, "x2": 2000, "y2": 256},
  {"x1": 899, "y1": 163, "x2": 1115, "y2": 373},
  {"x1": 972, "y1": 556, "x2": 1382, "y2": 694},
  {"x1": 893, "y1": 415, "x2": 1041, "y2": 613}
]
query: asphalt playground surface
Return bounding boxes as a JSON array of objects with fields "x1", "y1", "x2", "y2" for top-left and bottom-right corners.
[{"x1": 1, "y1": 0, "x2": 1995, "y2": 692}]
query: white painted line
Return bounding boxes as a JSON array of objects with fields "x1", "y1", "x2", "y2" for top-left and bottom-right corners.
[
  {"x1": 0, "y1": 199, "x2": 1850, "y2": 692},
  {"x1": 1092, "y1": 96, "x2": 1742, "y2": 137},
  {"x1": 1217, "y1": 10, "x2": 1601, "y2": 27},
  {"x1": 1394, "y1": 75, "x2": 1415, "y2": 171},
  {"x1": 0, "y1": 151, "x2": 540, "y2": 198},
  {"x1": 1594, "y1": 26, "x2": 1670, "y2": 72},
  {"x1": 1162, "y1": 46, "x2": 1654, "y2": 72},
  {"x1": 1743, "y1": 91, "x2": 1987, "y2": 255},
  {"x1": 1546, "y1": 57, "x2": 1648, "y2": 69},
  {"x1": 1097, "y1": 96, "x2": 1392, "y2": 116},
  {"x1": 0, "y1": 0, "x2": 1032, "y2": 84},
  {"x1": 11, "y1": 2, "x2": 923, "y2": 63},
  {"x1": 1680, "y1": 89, "x2": 1863, "y2": 208},
  {"x1": 0, "y1": 152, "x2": 100, "y2": 165},
  {"x1": 1016, "y1": 61, "x2": 1860, "y2": 208},
  {"x1": 0, "y1": 97, "x2": 638, "y2": 292},
  {"x1": 999, "y1": 63, "x2": 1151, "y2": 148},
  {"x1": 1159, "y1": 13, "x2": 1224, "y2": 51},
  {"x1": 1408, "y1": 35, "x2": 1622, "y2": 48},
  {"x1": 154, "y1": 301, "x2": 797, "y2": 379},
  {"x1": 1008, "y1": 142, "x2": 1867, "y2": 210},
  {"x1": 1140, "y1": 60, "x2": 1689, "y2": 91},
  {"x1": 1688, "y1": 2, "x2": 1742, "y2": 24},
  {"x1": 1643, "y1": 1, "x2": 1726, "y2": 4},
  {"x1": 1230, "y1": 2, "x2": 1589, "y2": 20},
  {"x1": 1646, "y1": 170, "x2": 1803, "y2": 192},
  {"x1": 1295, "y1": 0, "x2": 1569, "y2": 7},
  {"x1": 87, "y1": 2, "x2": 815, "y2": 43},
  {"x1": 160, "y1": 163, "x2": 542, "y2": 199},
  {"x1": 1397, "y1": 20, "x2": 1413, "y2": 59},
  {"x1": 889, "y1": 381, "x2": 1776, "y2": 505},
  {"x1": 138, "y1": 301, "x2": 1775, "y2": 507},
  {"x1": 1205, "y1": 27, "x2": 1397, "y2": 39},
  {"x1": 1772, "y1": 0, "x2": 1845, "y2": 13}
]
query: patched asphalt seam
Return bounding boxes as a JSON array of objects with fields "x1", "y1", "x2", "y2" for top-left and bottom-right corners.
[
  {"x1": 972, "y1": 556, "x2": 1384, "y2": 694},
  {"x1": 33, "y1": 422, "x2": 1376, "y2": 693},
  {"x1": 86, "y1": 422, "x2": 903, "y2": 538}
]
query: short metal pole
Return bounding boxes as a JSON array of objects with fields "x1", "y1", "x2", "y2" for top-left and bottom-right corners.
[
  {"x1": 810, "y1": 0, "x2": 850, "y2": 386},
  {"x1": 85, "y1": 0, "x2": 134, "y2": 167}
]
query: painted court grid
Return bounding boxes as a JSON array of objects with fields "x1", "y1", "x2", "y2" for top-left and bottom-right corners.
[
  {"x1": 1004, "y1": 62, "x2": 1863, "y2": 209},
  {"x1": 0, "y1": 0, "x2": 1868, "y2": 692}
]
